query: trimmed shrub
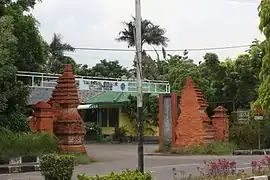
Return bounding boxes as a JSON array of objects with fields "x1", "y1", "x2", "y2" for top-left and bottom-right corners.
[
  {"x1": 73, "y1": 153, "x2": 96, "y2": 165},
  {"x1": 85, "y1": 122, "x2": 103, "y2": 141},
  {"x1": 0, "y1": 131, "x2": 57, "y2": 158},
  {"x1": 77, "y1": 169, "x2": 153, "y2": 180},
  {"x1": 112, "y1": 127, "x2": 128, "y2": 142},
  {"x1": 60, "y1": 152, "x2": 96, "y2": 165},
  {"x1": 40, "y1": 153, "x2": 76, "y2": 180}
]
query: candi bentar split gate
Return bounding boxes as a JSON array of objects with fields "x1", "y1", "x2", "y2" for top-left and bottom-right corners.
[
  {"x1": 18, "y1": 64, "x2": 169, "y2": 152},
  {"x1": 17, "y1": 64, "x2": 228, "y2": 153}
]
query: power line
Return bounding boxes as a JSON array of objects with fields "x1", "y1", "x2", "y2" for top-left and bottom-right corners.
[
  {"x1": 223, "y1": 0, "x2": 259, "y2": 3},
  {"x1": 73, "y1": 44, "x2": 251, "y2": 52}
]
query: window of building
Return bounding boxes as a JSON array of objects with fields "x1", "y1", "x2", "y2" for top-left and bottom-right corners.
[
  {"x1": 79, "y1": 109, "x2": 99, "y2": 125},
  {"x1": 79, "y1": 107, "x2": 120, "y2": 128},
  {"x1": 100, "y1": 108, "x2": 108, "y2": 127},
  {"x1": 98, "y1": 108, "x2": 120, "y2": 127},
  {"x1": 86, "y1": 109, "x2": 99, "y2": 123},
  {"x1": 78, "y1": 109, "x2": 86, "y2": 120},
  {"x1": 108, "y1": 108, "x2": 119, "y2": 127}
]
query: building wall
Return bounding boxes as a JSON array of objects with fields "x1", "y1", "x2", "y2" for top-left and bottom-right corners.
[
  {"x1": 117, "y1": 108, "x2": 159, "y2": 136},
  {"x1": 101, "y1": 108, "x2": 159, "y2": 136}
]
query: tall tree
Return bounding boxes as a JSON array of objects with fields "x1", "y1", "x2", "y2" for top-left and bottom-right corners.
[
  {"x1": 83, "y1": 59, "x2": 130, "y2": 78},
  {"x1": 0, "y1": 16, "x2": 29, "y2": 132},
  {"x1": 116, "y1": 17, "x2": 169, "y2": 48},
  {"x1": 160, "y1": 53, "x2": 205, "y2": 93},
  {"x1": 199, "y1": 53, "x2": 225, "y2": 102},
  {"x1": 45, "y1": 33, "x2": 78, "y2": 74},
  {"x1": 3, "y1": 0, "x2": 47, "y2": 72},
  {"x1": 255, "y1": 0, "x2": 270, "y2": 112},
  {"x1": 116, "y1": 17, "x2": 169, "y2": 78}
]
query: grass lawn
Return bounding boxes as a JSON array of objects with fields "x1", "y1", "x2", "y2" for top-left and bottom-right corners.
[{"x1": 73, "y1": 153, "x2": 96, "y2": 165}]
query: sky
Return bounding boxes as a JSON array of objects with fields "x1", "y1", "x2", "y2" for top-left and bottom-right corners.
[{"x1": 32, "y1": 0, "x2": 264, "y2": 68}]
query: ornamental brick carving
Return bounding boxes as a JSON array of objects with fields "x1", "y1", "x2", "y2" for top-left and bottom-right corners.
[
  {"x1": 29, "y1": 64, "x2": 86, "y2": 153},
  {"x1": 52, "y1": 64, "x2": 86, "y2": 153},
  {"x1": 212, "y1": 106, "x2": 229, "y2": 141},
  {"x1": 174, "y1": 76, "x2": 215, "y2": 147},
  {"x1": 29, "y1": 101, "x2": 53, "y2": 134}
]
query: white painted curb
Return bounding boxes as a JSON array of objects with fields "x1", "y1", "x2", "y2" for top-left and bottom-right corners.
[{"x1": 237, "y1": 175, "x2": 270, "y2": 180}]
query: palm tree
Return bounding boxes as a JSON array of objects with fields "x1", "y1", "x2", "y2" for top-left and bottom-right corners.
[
  {"x1": 116, "y1": 17, "x2": 169, "y2": 77},
  {"x1": 45, "y1": 33, "x2": 77, "y2": 74},
  {"x1": 116, "y1": 17, "x2": 168, "y2": 48}
]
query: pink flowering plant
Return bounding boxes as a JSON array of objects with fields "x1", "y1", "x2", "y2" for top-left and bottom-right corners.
[
  {"x1": 197, "y1": 159, "x2": 239, "y2": 179},
  {"x1": 262, "y1": 156, "x2": 270, "y2": 168},
  {"x1": 251, "y1": 156, "x2": 270, "y2": 175},
  {"x1": 172, "y1": 157, "x2": 270, "y2": 180}
]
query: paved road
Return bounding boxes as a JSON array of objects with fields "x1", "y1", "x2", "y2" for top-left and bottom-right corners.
[{"x1": 0, "y1": 144, "x2": 265, "y2": 180}]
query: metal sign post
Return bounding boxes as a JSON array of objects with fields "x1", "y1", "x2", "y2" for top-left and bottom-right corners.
[{"x1": 254, "y1": 107, "x2": 264, "y2": 150}]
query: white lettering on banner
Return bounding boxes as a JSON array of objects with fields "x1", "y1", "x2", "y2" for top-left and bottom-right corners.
[
  {"x1": 15, "y1": 71, "x2": 170, "y2": 93},
  {"x1": 80, "y1": 79, "x2": 159, "y2": 92}
]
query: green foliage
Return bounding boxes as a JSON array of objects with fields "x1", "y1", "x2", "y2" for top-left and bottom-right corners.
[
  {"x1": 116, "y1": 17, "x2": 169, "y2": 78},
  {"x1": 170, "y1": 142, "x2": 236, "y2": 155},
  {"x1": 257, "y1": 0, "x2": 270, "y2": 112},
  {"x1": 141, "y1": 53, "x2": 160, "y2": 80},
  {"x1": 78, "y1": 59, "x2": 131, "y2": 78},
  {"x1": 85, "y1": 122, "x2": 101, "y2": 134},
  {"x1": 72, "y1": 153, "x2": 96, "y2": 165},
  {"x1": 0, "y1": 130, "x2": 58, "y2": 158},
  {"x1": 77, "y1": 169, "x2": 153, "y2": 180},
  {"x1": 199, "y1": 53, "x2": 226, "y2": 102},
  {"x1": 58, "y1": 152, "x2": 96, "y2": 165},
  {"x1": 2, "y1": 0, "x2": 41, "y2": 13},
  {"x1": 84, "y1": 122, "x2": 103, "y2": 141},
  {"x1": 160, "y1": 53, "x2": 201, "y2": 93},
  {"x1": 0, "y1": 15, "x2": 30, "y2": 132},
  {"x1": 116, "y1": 17, "x2": 169, "y2": 48},
  {"x1": 158, "y1": 44, "x2": 262, "y2": 112},
  {"x1": 156, "y1": 141, "x2": 172, "y2": 153},
  {"x1": 258, "y1": 0, "x2": 270, "y2": 38},
  {"x1": 40, "y1": 153, "x2": 76, "y2": 180},
  {"x1": 122, "y1": 94, "x2": 159, "y2": 127},
  {"x1": 112, "y1": 127, "x2": 128, "y2": 142},
  {"x1": 261, "y1": 119, "x2": 270, "y2": 148},
  {"x1": 45, "y1": 33, "x2": 78, "y2": 74},
  {"x1": 229, "y1": 121, "x2": 260, "y2": 150},
  {"x1": 5, "y1": 3, "x2": 47, "y2": 72}
]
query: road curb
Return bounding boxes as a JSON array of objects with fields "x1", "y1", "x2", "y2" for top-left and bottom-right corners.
[
  {"x1": 237, "y1": 175, "x2": 270, "y2": 180},
  {"x1": 144, "y1": 153, "x2": 177, "y2": 156},
  {"x1": 233, "y1": 149, "x2": 270, "y2": 155}
]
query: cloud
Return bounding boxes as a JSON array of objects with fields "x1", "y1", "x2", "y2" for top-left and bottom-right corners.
[{"x1": 33, "y1": 0, "x2": 264, "y2": 68}]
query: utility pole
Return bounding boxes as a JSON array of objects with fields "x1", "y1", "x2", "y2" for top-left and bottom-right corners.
[{"x1": 135, "y1": 0, "x2": 144, "y2": 173}]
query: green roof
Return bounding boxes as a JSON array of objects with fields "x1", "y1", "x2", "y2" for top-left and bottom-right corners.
[{"x1": 84, "y1": 91, "x2": 137, "y2": 104}]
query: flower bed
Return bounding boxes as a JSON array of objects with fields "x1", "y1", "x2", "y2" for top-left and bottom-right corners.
[
  {"x1": 172, "y1": 157, "x2": 270, "y2": 180},
  {"x1": 77, "y1": 169, "x2": 153, "y2": 180}
]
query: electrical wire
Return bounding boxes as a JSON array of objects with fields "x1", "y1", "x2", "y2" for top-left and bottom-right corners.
[
  {"x1": 223, "y1": 0, "x2": 259, "y2": 3},
  {"x1": 73, "y1": 44, "x2": 251, "y2": 52}
]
